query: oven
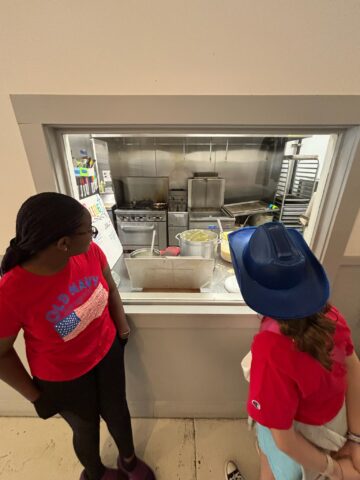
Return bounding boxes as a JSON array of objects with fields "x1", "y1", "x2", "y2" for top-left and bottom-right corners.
[{"x1": 115, "y1": 209, "x2": 167, "y2": 250}]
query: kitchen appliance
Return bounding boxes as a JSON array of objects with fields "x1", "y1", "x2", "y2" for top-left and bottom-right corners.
[
  {"x1": 168, "y1": 189, "x2": 187, "y2": 212},
  {"x1": 117, "y1": 200, "x2": 167, "y2": 210},
  {"x1": 113, "y1": 177, "x2": 169, "y2": 208},
  {"x1": 168, "y1": 211, "x2": 189, "y2": 246},
  {"x1": 115, "y1": 206, "x2": 167, "y2": 250},
  {"x1": 188, "y1": 177, "x2": 225, "y2": 210},
  {"x1": 188, "y1": 176, "x2": 235, "y2": 232},
  {"x1": 175, "y1": 229, "x2": 220, "y2": 259}
]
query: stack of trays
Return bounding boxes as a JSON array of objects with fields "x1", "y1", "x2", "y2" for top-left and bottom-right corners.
[
  {"x1": 273, "y1": 195, "x2": 309, "y2": 230},
  {"x1": 273, "y1": 156, "x2": 319, "y2": 232}
]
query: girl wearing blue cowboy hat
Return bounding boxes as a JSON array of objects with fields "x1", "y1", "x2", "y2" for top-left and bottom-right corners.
[{"x1": 225, "y1": 222, "x2": 360, "y2": 480}]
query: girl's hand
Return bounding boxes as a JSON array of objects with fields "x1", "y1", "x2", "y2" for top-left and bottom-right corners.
[
  {"x1": 329, "y1": 460, "x2": 343, "y2": 480},
  {"x1": 119, "y1": 316, "x2": 131, "y2": 339},
  {"x1": 350, "y1": 442, "x2": 360, "y2": 473}
]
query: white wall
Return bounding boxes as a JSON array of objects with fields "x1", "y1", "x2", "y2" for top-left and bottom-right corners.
[
  {"x1": 1, "y1": 0, "x2": 360, "y2": 251},
  {"x1": 345, "y1": 209, "x2": 360, "y2": 256}
]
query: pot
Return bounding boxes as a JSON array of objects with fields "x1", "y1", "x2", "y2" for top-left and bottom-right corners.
[
  {"x1": 175, "y1": 229, "x2": 219, "y2": 259},
  {"x1": 129, "y1": 248, "x2": 160, "y2": 258}
]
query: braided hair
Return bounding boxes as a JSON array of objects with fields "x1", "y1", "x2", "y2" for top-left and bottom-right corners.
[{"x1": 1, "y1": 192, "x2": 86, "y2": 275}]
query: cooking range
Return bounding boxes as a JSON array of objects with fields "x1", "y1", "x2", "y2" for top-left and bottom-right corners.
[{"x1": 115, "y1": 200, "x2": 167, "y2": 250}]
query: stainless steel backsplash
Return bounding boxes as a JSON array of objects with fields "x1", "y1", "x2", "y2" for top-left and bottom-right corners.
[{"x1": 108, "y1": 137, "x2": 285, "y2": 203}]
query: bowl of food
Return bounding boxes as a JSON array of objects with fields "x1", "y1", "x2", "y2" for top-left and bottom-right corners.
[{"x1": 220, "y1": 229, "x2": 241, "y2": 262}]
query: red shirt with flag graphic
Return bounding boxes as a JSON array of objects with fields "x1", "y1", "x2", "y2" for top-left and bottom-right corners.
[
  {"x1": 247, "y1": 306, "x2": 354, "y2": 429},
  {"x1": 0, "y1": 242, "x2": 116, "y2": 381}
]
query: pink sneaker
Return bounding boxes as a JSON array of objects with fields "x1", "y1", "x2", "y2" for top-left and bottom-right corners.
[
  {"x1": 117, "y1": 456, "x2": 156, "y2": 480},
  {"x1": 80, "y1": 467, "x2": 120, "y2": 480}
]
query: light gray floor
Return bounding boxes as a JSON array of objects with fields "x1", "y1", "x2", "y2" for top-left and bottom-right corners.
[{"x1": 0, "y1": 417, "x2": 259, "y2": 480}]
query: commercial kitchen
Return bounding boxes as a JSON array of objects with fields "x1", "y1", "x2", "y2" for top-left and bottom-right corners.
[{"x1": 64, "y1": 133, "x2": 328, "y2": 297}]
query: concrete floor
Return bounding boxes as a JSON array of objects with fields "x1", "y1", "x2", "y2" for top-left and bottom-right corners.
[{"x1": 0, "y1": 417, "x2": 259, "y2": 480}]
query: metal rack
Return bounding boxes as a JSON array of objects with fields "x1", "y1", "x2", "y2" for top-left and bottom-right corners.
[{"x1": 273, "y1": 155, "x2": 319, "y2": 230}]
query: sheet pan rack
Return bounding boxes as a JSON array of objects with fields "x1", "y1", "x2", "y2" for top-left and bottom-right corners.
[{"x1": 273, "y1": 155, "x2": 319, "y2": 231}]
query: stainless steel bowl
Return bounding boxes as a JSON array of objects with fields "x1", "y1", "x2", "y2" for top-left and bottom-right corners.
[{"x1": 129, "y1": 248, "x2": 161, "y2": 258}]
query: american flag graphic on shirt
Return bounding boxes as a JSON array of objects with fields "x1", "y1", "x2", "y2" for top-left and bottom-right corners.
[{"x1": 54, "y1": 283, "x2": 108, "y2": 342}]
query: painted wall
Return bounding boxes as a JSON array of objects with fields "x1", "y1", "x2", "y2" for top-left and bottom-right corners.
[
  {"x1": 345, "y1": 209, "x2": 360, "y2": 256},
  {"x1": 1, "y1": 0, "x2": 360, "y2": 252}
]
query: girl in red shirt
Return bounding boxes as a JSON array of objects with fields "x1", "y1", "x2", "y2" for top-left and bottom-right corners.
[
  {"x1": 0, "y1": 193, "x2": 156, "y2": 480},
  {"x1": 226, "y1": 222, "x2": 360, "y2": 480}
]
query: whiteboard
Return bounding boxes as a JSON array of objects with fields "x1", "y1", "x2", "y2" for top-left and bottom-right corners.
[{"x1": 81, "y1": 194, "x2": 123, "y2": 268}]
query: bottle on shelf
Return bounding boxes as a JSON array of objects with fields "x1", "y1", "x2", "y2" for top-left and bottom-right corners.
[{"x1": 73, "y1": 152, "x2": 99, "y2": 198}]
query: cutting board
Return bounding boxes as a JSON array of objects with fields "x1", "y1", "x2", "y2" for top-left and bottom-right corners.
[{"x1": 125, "y1": 256, "x2": 215, "y2": 289}]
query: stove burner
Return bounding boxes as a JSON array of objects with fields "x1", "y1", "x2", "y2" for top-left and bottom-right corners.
[{"x1": 118, "y1": 200, "x2": 168, "y2": 210}]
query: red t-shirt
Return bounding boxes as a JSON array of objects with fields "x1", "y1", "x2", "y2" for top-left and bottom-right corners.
[
  {"x1": 247, "y1": 306, "x2": 354, "y2": 429},
  {"x1": 0, "y1": 242, "x2": 116, "y2": 381}
]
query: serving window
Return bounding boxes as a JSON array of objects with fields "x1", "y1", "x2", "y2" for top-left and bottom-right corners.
[{"x1": 60, "y1": 131, "x2": 337, "y2": 303}]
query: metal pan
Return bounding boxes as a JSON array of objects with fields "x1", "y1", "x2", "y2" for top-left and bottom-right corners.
[{"x1": 152, "y1": 203, "x2": 168, "y2": 210}]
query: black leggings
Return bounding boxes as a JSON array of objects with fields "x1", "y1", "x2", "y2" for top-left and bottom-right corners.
[{"x1": 34, "y1": 336, "x2": 134, "y2": 480}]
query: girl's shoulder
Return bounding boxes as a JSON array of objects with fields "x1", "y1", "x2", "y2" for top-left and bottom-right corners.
[
  {"x1": 0, "y1": 265, "x2": 26, "y2": 293},
  {"x1": 252, "y1": 316, "x2": 309, "y2": 370},
  {"x1": 78, "y1": 242, "x2": 107, "y2": 270},
  {"x1": 252, "y1": 323, "x2": 294, "y2": 359}
]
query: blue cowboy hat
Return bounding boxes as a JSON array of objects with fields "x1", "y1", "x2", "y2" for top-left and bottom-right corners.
[{"x1": 228, "y1": 222, "x2": 329, "y2": 319}]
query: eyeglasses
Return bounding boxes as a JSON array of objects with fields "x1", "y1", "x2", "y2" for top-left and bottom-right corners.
[{"x1": 73, "y1": 225, "x2": 99, "y2": 239}]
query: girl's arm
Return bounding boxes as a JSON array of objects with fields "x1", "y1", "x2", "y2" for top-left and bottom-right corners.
[
  {"x1": 272, "y1": 425, "x2": 360, "y2": 478},
  {"x1": 102, "y1": 265, "x2": 130, "y2": 339},
  {"x1": 345, "y1": 351, "x2": 360, "y2": 473},
  {"x1": 271, "y1": 426, "x2": 330, "y2": 474},
  {"x1": 346, "y1": 351, "x2": 360, "y2": 436},
  {"x1": 0, "y1": 336, "x2": 40, "y2": 402}
]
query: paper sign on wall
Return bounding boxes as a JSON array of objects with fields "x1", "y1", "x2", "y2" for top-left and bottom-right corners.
[
  {"x1": 81, "y1": 194, "x2": 123, "y2": 268},
  {"x1": 102, "y1": 170, "x2": 112, "y2": 182}
]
